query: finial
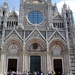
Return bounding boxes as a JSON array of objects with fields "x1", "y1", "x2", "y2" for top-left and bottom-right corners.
[
  {"x1": 54, "y1": 1, "x2": 57, "y2": 6},
  {"x1": 68, "y1": 6, "x2": 70, "y2": 9}
]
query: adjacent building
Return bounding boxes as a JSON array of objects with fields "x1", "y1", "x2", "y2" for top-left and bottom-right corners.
[{"x1": 0, "y1": 0, "x2": 75, "y2": 75}]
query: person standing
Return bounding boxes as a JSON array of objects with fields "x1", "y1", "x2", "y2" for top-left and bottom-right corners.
[
  {"x1": 22, "y1": 71, "x2": 26, "y2": 75},
  {"x1": 48, "y1": 70, "x2": 52, "y2": 75},
  {"x1": 8, "y1": 70, "x2": 12, "y2": 75}
]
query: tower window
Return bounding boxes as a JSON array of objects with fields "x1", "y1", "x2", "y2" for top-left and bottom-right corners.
[
  {"x1": 3, "y1": 11, "x2": 5, "y2": 17},
  {"x1": 66, "y1": 13, "x2": 68, "y2": 18},
  {"x1": 1, "y1": 21, "x2": 3, "y2": 29}
]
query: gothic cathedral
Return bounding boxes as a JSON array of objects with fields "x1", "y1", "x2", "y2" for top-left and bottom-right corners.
[{"x1": 0, "y1": 0, "x2": 75, "y2": 75}]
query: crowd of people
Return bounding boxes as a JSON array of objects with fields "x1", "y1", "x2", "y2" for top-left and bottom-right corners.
[
  {"x1": 4, "y1": 70, "x2": 73, "y2": 75},
  {"x1": 48, "y1": 70, "x2": 73, "y2": 75},
  {"x1": 6, "y1": 70, "x2": 27, "y2": 75},
  {"x1": 6, "y1": 70, "x2": 43, "y2": 75}
]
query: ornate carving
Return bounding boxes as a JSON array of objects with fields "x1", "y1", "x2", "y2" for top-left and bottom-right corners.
[
  {"x1": 28, "y1": 43, "x2": 42, "y2": 52},
  {"x1": 52, "y1": 44, "x2": 62, "y2": 55},
  {"x1": 8, "y1": 43, "x2": 19, "y2": 54}
]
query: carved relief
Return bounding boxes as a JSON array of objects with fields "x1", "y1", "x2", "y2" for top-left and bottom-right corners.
[
  {"x1": 28, "y1": 43, "x2": 42, "y2": 51},
  {"x1": 8, "y1": 43, "x2": 19, "y2": 54},
  {"x1": 26, "y1": 30, "x2": 44, "y2": 41},
  {"x1": 52, "y1": 44, "x2": 62, "y2": 55}
]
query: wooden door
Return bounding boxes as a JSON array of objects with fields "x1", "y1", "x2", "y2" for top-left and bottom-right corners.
[
  {"x1": 8, "y1": 59, "x2": 17, "y2": 72},
  {"x1": 53, "y1": 59, "x2": 62, "y2": 75}
]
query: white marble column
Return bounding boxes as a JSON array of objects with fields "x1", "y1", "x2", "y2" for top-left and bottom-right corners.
[
  {"x1": 41, "y1": 54, "x2": 46, "y2": 75},
  {"x1": 66, "y1": 53, "x2": 70, "y2": 73},
  {"x1": 1, "y1": 53, "x2": 6, "y2": 75},
  {"x1": 63, "y1": 51, "x2": 70, "y2": 73},
  {"x1": 24, "y1": 54, "x2": 29, "y2": 71},
  {"x1": 63, "y1": 52, "x2": 66, "y2": 73},
  {"x1": 47, "y1": 51, "x2": 52, "y2": 71},
  {"x1": 23, "y1": 53, "x2": 25, "y2": 71}
]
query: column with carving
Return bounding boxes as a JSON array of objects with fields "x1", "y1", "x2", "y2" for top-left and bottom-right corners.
[{"x1": 23, "y1": 30, "x2": 26, "y2": 71}]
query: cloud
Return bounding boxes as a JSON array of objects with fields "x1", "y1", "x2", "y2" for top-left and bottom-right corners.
[
  {"x1": 15, "y1": 10, "x2": 19, "y2": 15},
  {"x1": 57, "y1": 0, "x2": 75, "y2": 22}
]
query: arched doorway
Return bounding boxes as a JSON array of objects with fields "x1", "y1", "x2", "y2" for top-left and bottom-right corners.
[
  {"x1": 49, "y1": 39, "x2": 69, "y2": 75},
  {"x1": 8, "y1": 59, "x2": 17, "y2": 72},
  {"x1": 25, "y1": 38, "x2": 46, "y2": 74},
  {"x1": 4, "y1": 38, "x2": 23, "y2": 72}
]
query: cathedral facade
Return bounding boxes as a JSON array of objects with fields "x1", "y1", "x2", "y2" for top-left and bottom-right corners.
[{"x1": 0, "y1": 0, "x2": 75, "y2": 75}]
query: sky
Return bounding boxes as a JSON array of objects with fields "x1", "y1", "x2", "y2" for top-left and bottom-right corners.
[{"x1": 0, "y1": 0, "x2": 75, "y2": 22}]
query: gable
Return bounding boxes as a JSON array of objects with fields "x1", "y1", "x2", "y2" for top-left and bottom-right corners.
[
  {"x1": 48, "y1": 31, "x2": 66, "y2": 42},
  {"x1": 5, "y1": 30, "x2": 23, "y2": 41},
  {"x1": 8, "y1": 10, "x2": 18, "y2": 19},
  {"x1": 53, "y1": 12, "x2": 62, "y2": 19},
  {"x1": 25, "y1": 29, "x2": 46, "y2": 42}
]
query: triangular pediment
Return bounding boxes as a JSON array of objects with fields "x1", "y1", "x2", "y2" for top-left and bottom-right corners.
[
  {"x1": 48, "y1": 30, "x2": 66, "y2": 42},
  {"x1": 26, "y1": 28, "x2": 46, "y2": 42},
  {"x1": 5, "y1": 30, "x2": 23, "y2": 41},
  {"x1": 53, "y1": 12, "x2": 62, "y2": 19},
  {"x1": 8, "y1": 10, "x2": 18, "y2": 19}
]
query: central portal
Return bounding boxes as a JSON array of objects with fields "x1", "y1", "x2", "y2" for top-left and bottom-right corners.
[{"x1": 30, "y1": 56, "x2": 41, "y2": 73}]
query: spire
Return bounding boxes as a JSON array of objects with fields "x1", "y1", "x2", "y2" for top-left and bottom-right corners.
[{"x1": 63, "y1": 2, "x2": 67, "y2": 9}]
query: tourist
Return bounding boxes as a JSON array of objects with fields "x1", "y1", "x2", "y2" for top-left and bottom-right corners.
[
  {"x1": 48, "y1": 70, "x2": 52, "y2": 75},
  {"x1": 53, "y1": 71, "x2": 56, "y2": 75},
  {"x1": 22, "y1": 71, "x2": 26, "y2": 75},
  {"x1": 8, "y1": 70, "x2": 12, "y2": 75},
  {"x1": 66, "y1": 72, "x2": 69, "y2": 75}
]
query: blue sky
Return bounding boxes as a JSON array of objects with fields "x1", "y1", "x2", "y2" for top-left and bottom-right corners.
[{"x1": 0, "y1": 0, "x2": 75, "y2": 22}]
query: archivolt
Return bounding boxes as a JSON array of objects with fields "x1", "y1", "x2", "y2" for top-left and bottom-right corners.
[
  {"x1": 4, "y1": 37, "x2": 23, "y2": 51},
  {"x1": 25, "y1": 38, "x2": 46, "y2": 51},
  {"x1": 49, "y1": 38, "x2": 68, "y2": 52}
]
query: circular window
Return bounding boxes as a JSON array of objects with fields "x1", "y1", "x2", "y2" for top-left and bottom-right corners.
[{"x1": 28, "y1": 11, "x2": 43, "y2": 24}]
